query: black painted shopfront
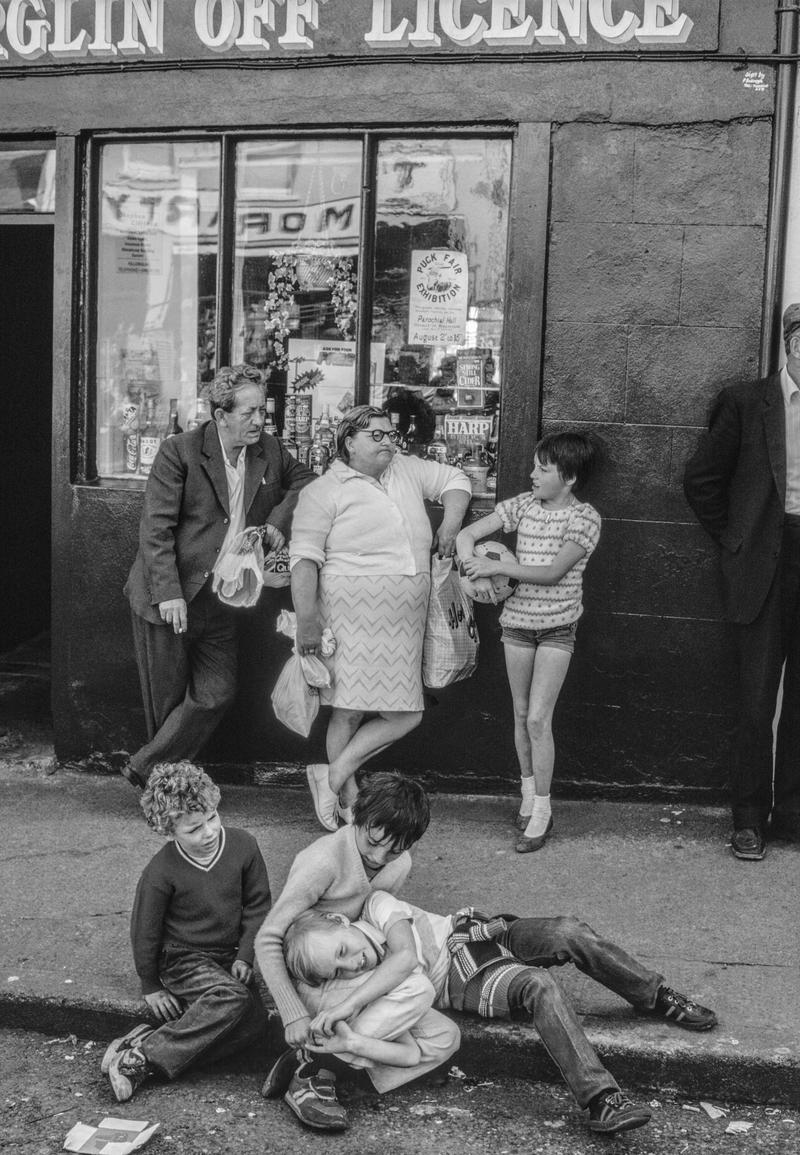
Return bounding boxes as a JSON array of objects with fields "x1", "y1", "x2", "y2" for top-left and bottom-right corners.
[{"x1": 0, "y1": 1, "x2": 792, "y2": 799}]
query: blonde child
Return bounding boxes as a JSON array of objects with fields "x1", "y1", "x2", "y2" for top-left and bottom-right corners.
[{"x1": 456, "y1": 432, "x2": 602, "y2": 851}]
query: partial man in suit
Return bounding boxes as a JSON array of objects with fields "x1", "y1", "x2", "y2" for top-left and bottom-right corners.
[
  {"x1": 684, "y1": 304, "x2": 800, "y2": 861},
  {"x1": 123, "y1": 364, "x2": 315, "y2": 788}
]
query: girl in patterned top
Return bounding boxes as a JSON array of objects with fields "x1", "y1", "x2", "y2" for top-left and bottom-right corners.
[{"x1": 456, "y1": 432, "x2": 602, "y2": 853}]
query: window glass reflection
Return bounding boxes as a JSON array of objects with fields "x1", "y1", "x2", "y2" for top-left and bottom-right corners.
[{"x1": 0, "y1": 143, "x2": 55, "y2": 213}]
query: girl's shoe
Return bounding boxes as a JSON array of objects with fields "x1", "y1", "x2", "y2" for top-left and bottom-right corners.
[
  {"x1": 306, "y1": 764, "x2": 339, "y2": 832},
  {"x1": 515, "y1": 811, "x2": 531, "y2": 831},
  {"x1": 515, "y1": 817, "x2": 554, "y2": 853}
]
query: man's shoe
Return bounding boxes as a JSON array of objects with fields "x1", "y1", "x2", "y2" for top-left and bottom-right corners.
[
  {"x1": 306, "y1": 764, "x2": 339, "y2": 832},
  {"x1": 261, "y1": 1048, "x2": 301, "y2": 1098},
  {"x1": 284, "y1": 1066, "x2": 348, "y2": 1131},
  {"x1": 731, "y1": 827, "x2": 766, "y2": 861},
  {"x1": 652, "y1": 986, "x2": 718, "y2": 1031},
  {"x1": 100, "y1": 1023, "x2": 154, "y2": 1074},
  {"x1": 588, "y1": 1090, "x2": 651, "y2": 1134},
  {"x1": 515, "y1": 817, "x2": 554, "y2": 853},
  {"x1": 108, "y1": 1045, "x2": 153, "y2": 1102}
]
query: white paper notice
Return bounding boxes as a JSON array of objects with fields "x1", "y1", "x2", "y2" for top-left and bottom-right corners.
[{"x1": 408, "y1": 249, "x2": 468, "y2": 346}]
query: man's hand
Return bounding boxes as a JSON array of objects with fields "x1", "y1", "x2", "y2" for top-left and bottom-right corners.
[
  {"x1": 158, "y1": 598, "x2": 188, "y2": 634},
  {"x1": 144, "y1": 989, "x2": 183, "y2": 1022},
  {"x1": 231, "y1": 960, "x2": 253, "y2": 984},
  {"x1": 261, "y1": 524, "x2": 285, "y2": 553},
  {"x1": 284, "y1": 1015, "x2": 312, "y2": 1048}
]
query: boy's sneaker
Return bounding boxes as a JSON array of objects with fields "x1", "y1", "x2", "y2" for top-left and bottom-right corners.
[
  {"x1": 261, "y1": 1048, "x2": 301, "y2": 1098},
  {"x1": 652, "y1": 986, "x2": 718, "y2": 1031},
  {"x1": 100, "y1": 1023, "x2": 154, "y2": 1075},
  {"x1": 588, "y1": 1090, "x2": 651, "y2": 1134},
  {"x1": 284, "y1": 1064, "x2": 348, "y2": 1131},
  {"x1": 108, "y1": 1045, "x2": 153, "y2": 1102}
]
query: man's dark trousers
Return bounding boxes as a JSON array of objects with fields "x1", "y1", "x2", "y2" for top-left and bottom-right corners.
[
  {"x1": 734, "y1": 516, "x2": 800, "y2": 833},
  {"x1": 129, "y1": 582, "x2": 236, "y2": 781}
]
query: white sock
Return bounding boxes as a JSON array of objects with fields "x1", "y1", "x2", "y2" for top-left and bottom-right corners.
[
  {"x1": 519, "y1": 777, "x2": 535, "y2": 816},
  {"x1": 523, "y1": 794, "x2": 552, "y2": 839}
]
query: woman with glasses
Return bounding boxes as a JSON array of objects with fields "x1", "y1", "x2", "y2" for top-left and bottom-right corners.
[{"x1": 288, "y1": 405, "x2": 472, "y2": 830}]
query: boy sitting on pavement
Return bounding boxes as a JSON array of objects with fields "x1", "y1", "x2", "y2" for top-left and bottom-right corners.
[
  {"x1": 102, "y1": 761, "x2": 271, "y2": 1102},
  {"x1": 283, "y1": 889, "x2": 719, "y2": 1136},
  {"x1": 255, "y1": 771, "x2": 452, "y2": 1131}
]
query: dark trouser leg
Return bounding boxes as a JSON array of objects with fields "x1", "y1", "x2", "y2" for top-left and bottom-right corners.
[
  {"x1": 733, "y1": 565, "x2": 785, "y2": 830},
  {"x1": 774, "y1": 522, "x2": 800, "y2": 831},
  {"x1": 499, "y1": 967, "x2": 617, "y2": 1109},
  {"x1": 502, "y1": 916, "x2": 663, "y2": 1010},
  {"x1": 142, "y1": 949, "x2": 267, "y2": 1080},
  {"x1": 130, "y1": 586, "x2": 237, "y2": 780}
]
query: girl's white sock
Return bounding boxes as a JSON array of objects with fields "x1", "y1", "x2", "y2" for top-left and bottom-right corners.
[
  {"x1": 519, "y1": 776, "x2": 535, "y2": 816},
  {"x1": 523, "y1": 794, "x2": 552, "y2": 839}
]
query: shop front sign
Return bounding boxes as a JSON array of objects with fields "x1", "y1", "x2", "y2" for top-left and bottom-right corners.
[{"x1": 0, "y1": 1, "x2": 718, "y2": 67}]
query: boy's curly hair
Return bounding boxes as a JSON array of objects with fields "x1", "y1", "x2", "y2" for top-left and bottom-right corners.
[{"x1": 140, "y1": 761, "x2": 221, "y2": 835}]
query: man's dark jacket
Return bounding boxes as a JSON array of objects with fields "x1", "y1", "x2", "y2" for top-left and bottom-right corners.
[
  {"x1": 124, "y1": 421, "x2": 314, "y2": 624},
  {"x1": 683, "y1": 373, "x2": 786, "y2": 625}
]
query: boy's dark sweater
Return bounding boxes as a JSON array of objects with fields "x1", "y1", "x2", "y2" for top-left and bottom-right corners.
[{"x1": 131, "y1": 826, "x2": 271, "y2": 995}]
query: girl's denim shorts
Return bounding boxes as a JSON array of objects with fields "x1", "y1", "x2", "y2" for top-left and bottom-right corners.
[{"x1": 501, "y1": 620, "x2": 577, "y2": 654}]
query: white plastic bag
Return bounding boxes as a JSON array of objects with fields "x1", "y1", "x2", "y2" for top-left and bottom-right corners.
[
  {"x1": 270, "y1": 611, "x2": 337, "y2": 735},
  {"x1": 212, "y1": 529, "x2": 265, "y2": 608},
  {"x1": 422, "y1": 557, "x2": 479, "y2": 689},
  {"x1": 271, "y1": 654, "x2": 320, "y2": 737}
]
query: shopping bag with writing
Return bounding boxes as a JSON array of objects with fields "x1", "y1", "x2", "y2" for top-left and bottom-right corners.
[{"x1": 422, "y1": 556, "x2": 479, "y2": 689}]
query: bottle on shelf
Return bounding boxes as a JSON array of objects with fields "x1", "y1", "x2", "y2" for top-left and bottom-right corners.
[
  {"x1": 264, "y1": 396, "x2": 278, "y2": 438},
  {"x1": 186, "y1": 396, "x2": 211, "y2": 430},
  {"x1": 138, "y1": 396, "x2": 161, "y2": 476},
  {"x1": 164, "y1": 398, "x2": 183, "y2": 439},
  {"x1": 317, "y1": 403, "x2": 335, "y2": 455},
  {"x1": 427, "y1": 415, "x2": 449, "y2": 464},
  {"x1": 309, "y1": 424, "x2": 330, "y2": 476},
  {"x1": 404, "y1": 414, "x2": 421, "y2": 457}
]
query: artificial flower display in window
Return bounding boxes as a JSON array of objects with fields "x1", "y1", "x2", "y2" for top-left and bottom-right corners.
[
  {"x1": 264, "y1": 252, "x2": 298, "y2": 370},
  {"x1": 326, "y1": 256, "x2": 357, "y2": 340}
]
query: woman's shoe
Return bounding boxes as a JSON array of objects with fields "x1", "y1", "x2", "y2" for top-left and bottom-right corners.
[
  {"x1": 306, "y1": 764, "x2": 339, "y2": 832},
  {"x1": 515, "y1": 811, "x2": 531, "y2": 831},
  {"x1": 515, "y1": 816, "x2": 554, "y2": 853}
]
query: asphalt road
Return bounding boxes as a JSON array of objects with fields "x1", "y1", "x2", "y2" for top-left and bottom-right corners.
[{"x1": 2, "y1": 1029, "x2": 797, "y2": 1155}]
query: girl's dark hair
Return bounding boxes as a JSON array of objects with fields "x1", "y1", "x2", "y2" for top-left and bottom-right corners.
[
  {"x1": 353, "y1": 771, "x2": 431, "y2": 852},
  {"x1": 335, "y1": 405, "x2": 389, "y2": 464},
  {"x1": 535, "y1": 431, "x2": 603, "y2": 491}
]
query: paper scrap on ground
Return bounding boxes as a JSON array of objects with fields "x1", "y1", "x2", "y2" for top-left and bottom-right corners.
[
  {"x1": 725, "y1": 1120, "x2": 754, "y2": 1135},
  {"x1": 64, "y1": 1117, "x2": 159, "y2": 1153},
  {"x1": 700, "y1": 1102, "x2": 727, "y2": 1120}
]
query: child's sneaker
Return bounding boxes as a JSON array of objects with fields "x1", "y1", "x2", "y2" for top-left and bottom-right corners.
[
  {"x1": 588, "y1": 1090, "x2": 651, "y2": 1134},
  {"x1": 284, "y1": 1064, "x2": 348, "y2": 1131},
  {"x1": 652, "y1": 986, "x2": 718, "y2": 1031},
  {"x1": 100, "y1": 1023, "x2": 154, "y2": 1075},
  {"x1": 108, "y1": 1045, "x2": 154, "y2": 1102},
  {"x1": 261, "y1": 1048, "x2": 301, "y2": 1098}
]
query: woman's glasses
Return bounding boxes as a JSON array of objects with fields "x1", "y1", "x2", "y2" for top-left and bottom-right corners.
[{"x1": 362, "y1": 429, "x2": 401, "y2": 444}]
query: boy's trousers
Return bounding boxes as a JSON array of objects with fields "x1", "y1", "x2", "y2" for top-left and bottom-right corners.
[
  {"x1": 142, "y1": 947, "x2": 268, "y2": 1080},
  {"x1": 462, "y1": 914, "x2": 665, "y2": 1109}
]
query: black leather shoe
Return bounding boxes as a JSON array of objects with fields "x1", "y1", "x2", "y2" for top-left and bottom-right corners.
[
  {"x1": 120, "y1": 763, "x2": 147, "y2": 790},
  {"x1": 515, "y1": 817, "x2": 554, "y2": 853},
  {"x1": 730, "y1": 827, "x2": 765, "y2": 861}
]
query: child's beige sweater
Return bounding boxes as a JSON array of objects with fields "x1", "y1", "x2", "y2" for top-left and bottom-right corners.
[{"x1": 254, "y1": 825, "x2": 411, "y2": 1027}]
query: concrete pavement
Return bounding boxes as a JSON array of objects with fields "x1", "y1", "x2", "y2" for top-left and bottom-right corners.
[{"x1": 1, "y1": 760, "x2": 798, "y2": 1107}]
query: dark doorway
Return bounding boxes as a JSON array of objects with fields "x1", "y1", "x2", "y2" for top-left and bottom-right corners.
[{"x1": 0, "y1": 224, "x2": 53, "y2": 650}]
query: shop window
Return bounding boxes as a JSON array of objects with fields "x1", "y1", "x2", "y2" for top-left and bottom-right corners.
[
  {"x1": 94, "y1": 140, "x2": 221, "y2": 479},
  {"x1": 0, "y1": 142, "x2": 55, "y2": 213},
  {"x1": 91, "y1": 133, "x2": 510, "y2": 490}
]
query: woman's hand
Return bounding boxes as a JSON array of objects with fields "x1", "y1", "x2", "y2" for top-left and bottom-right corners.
[
  {"x1": 295, "y1": 615, "x2": 323, "y2": 657},
  {"x1": 433, "y1": 525, "x2": 458, "y2": 558}
]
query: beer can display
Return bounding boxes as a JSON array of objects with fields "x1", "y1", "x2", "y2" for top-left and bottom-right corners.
[{"x1": 283, "y1": 392, "x2": 297, "y2": 435}]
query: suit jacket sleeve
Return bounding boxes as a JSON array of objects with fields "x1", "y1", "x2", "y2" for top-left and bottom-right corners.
[
  {"x1": 683, "y1": 388, "x2": 742, "y2": 543},
  {"x1": 260, "y1": 440, "x2": 315, "y2": 538},
  {"x1": 138, "y1": 436, "x2": 187, "y2": 606}
]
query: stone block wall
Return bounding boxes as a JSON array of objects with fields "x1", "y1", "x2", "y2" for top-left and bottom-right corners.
[{"x1": 542, "y1": 119, "x2": 771, "y2": 794}]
